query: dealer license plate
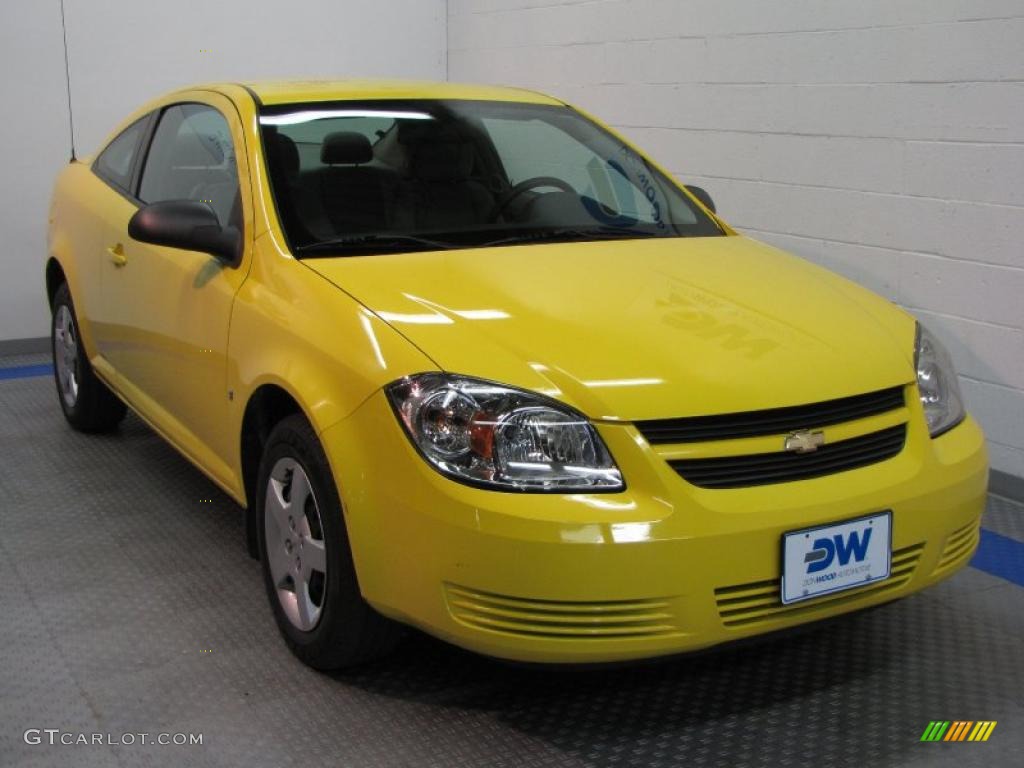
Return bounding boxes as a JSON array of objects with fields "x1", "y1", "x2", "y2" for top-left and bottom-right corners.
[{"x1": 780, "y1": 512, "x2": 892, "y2": 605}]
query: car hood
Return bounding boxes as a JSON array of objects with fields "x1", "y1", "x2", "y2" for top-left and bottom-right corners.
[{"x1": 305, "y1": 236, "x2": 916, "y2": 421}]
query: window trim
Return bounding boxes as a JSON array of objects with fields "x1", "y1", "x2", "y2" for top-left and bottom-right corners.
[{"x1": 128, "y1": 111, "x2": 161, "y2": 200}]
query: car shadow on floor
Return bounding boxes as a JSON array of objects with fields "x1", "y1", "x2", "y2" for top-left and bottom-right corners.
[{"x1": 331, "y1": 605, "x2": 930, "y2": 766}]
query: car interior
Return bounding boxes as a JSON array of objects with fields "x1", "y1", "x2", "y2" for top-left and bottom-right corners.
[
  {"x1": 263, "y1": 118, "x2": 505, "y2": 243},
  {"x1": 260, "y1": 113, "x2": 661, "y2": 248}
]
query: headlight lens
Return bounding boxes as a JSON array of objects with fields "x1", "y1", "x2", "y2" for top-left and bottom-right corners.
[
  {"x1": 386, "y1": 373, "x2": 623, "y2": 491},
  {"x1": 915, "y1": 323, "x2": 965, "y2": 437}
]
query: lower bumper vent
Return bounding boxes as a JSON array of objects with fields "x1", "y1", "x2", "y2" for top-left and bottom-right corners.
[
  {"x1": 444, "y1": 584, "x2": 680, "y2": 640},
  {"x1": 933, "y1": 520, "x2": 980, "y2": 577},
  {"x1": 713, "y1": 542, "x2": 924, "y2": 627}
]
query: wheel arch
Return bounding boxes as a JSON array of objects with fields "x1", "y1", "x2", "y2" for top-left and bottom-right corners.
[
  {"x1": 239, "y1": 381, "x2": 316, "y2": 558},
  {"x1": 44, "y1": 233, "x2": 100, "y2": 359},
  {"x1": 45, "y1": 257, "x2": 67, "y2": 310}
]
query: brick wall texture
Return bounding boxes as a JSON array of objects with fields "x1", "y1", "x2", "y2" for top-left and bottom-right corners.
[{"x1": 448, "y1": 0, "x2": 1024, "y2": 477}]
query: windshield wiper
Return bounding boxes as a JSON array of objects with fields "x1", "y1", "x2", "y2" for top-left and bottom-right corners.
[
  {"x1": 482, "y1": 227, "x2": 663, "y2": 248},
  {"x1": 294, "y1": 233, "x2": 457, "y2": 256}
]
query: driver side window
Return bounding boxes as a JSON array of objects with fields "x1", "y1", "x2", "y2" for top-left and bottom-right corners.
[{"x1": 139, "y1": 104, "x2": 240, "y2": 228}]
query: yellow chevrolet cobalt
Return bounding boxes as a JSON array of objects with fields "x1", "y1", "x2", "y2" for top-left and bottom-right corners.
[{"x1": 46, "y1": 80, "x2": 987, "y2": 668}]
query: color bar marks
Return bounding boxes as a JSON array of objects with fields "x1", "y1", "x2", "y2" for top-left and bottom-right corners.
[
  {"x1": 921, "y1": 720, "x2": 996, "y2": 742},
  {"x1": 920, "y1": 721, "x2": 950, "y2": 741}
]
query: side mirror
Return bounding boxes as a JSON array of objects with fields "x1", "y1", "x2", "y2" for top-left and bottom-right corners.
[
  {"x1": 128, "y1": 200, "x2": 240, "y2": 264},
  {"x1": 684, "y1": 185, "x2": 716, "y2": 214}
]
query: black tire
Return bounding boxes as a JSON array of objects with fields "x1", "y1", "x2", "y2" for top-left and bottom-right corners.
[
  {"x1": 256, "y1": 413, "x2": 403, "y2": 669},
  {"x1": 51, "y1": 282, "x2": 127, "y2": 432}
]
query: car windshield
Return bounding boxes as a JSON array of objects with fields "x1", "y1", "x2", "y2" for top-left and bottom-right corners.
[{"x1": 258, "y1": 99, "x2": 724, "y2": 255}]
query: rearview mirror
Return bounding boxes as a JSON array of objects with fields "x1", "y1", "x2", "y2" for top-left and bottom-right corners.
[
  {"x1": 684, "y1": 185, "x2": 716, "y2": 214},
  {"x1": 128, "y1": 200, "x2": 240, "y2": 264}
]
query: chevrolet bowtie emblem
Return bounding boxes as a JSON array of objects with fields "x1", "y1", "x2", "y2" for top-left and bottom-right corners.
[{"x1": 784, "y1": 430, "x2": 826, "y2": 454}]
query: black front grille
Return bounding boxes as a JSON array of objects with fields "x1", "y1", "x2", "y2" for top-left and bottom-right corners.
[
  {"x1": 635, "y1": 386, "x2": 905, "y2": 444},
  {"x1": 668, "y1": 424, "x2": 907, "y2": 489}
]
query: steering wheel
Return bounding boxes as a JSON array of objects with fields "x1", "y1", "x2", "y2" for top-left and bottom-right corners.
[{"x1": 490, "y1": 176, "x2": 577, "y2": 221}]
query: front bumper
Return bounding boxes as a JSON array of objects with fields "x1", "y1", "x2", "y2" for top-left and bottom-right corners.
[{"x1": 322, "y1": 390, "x2": 988, "y2": 664}]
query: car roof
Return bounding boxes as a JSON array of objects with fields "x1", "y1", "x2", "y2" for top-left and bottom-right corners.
[{"x1": 230, "y1": 79, "x2": 563, "y2": 107}]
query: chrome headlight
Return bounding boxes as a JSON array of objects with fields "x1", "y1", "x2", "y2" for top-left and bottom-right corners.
[
  {"x1": 386, "y1": 373, "x2": 623, "y2": 492},
  {"x1": 915, "y1": 323, "x2": 965, "y2": 437}
]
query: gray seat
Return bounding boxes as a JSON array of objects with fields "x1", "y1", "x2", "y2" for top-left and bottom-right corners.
[
  {"x1": 265, "y1": 132, "x2": 332, "y2": 241},
  {"x1": 144, "y1": 129, "x2": 239, "y2": 227},
  {"x1": 404, "y1": 136, "x2": 492, "y2": 232},
  {"x1": 317, "y1": 131, "x2": 393, "y2": 235}
]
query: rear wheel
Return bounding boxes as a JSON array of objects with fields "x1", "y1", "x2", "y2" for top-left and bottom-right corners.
[
  {"x1": 256, "y1": 414, "x2": 403, "y2": 669},
  {"x1": 51, "y1": 282, "x2": 126, "y2": 432}
]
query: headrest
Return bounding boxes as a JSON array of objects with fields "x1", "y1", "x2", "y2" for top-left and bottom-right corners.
[
  {"x1": 412, "y1": 139, "x2": 474, "y2": 182},
  {"x1": 269, "y1": 133, "x2": 300, "y2": 178},
  {"x1": 321, "y1": 131, "x2": 372, "y2": 165}
]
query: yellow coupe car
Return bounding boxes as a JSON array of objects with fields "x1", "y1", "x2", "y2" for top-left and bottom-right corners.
[{"x1": 46, "y1": 80, "x2": 988, "y2": 668}]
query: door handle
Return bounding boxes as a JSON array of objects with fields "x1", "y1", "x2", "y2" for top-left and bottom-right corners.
[{"x1": 107, "y1": 243, "x2": 127, "y2": 267}]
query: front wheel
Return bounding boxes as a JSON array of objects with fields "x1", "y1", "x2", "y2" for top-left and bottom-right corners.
[
  {"x1": 51, "y1": 282, "x2": 126, "y2": 432},
  {"x1": 256, "y1": 414, "x2": 403, "y2": 669}
]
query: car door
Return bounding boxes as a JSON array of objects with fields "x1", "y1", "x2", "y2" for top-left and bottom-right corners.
[
  {"x1": 100, "y1": 93, "x2": 253, "y2": 488},
  {"x1": 82, "y1": 113, "x2": 153, "y2": 364}
]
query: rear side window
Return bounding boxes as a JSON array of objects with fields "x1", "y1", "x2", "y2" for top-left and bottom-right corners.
[
  {"x1": 139, "y1": 103, "x2": 240, "y2": 228},
  {"x1": 93, "y1": 117, "x2": 148, "y2": 192}
]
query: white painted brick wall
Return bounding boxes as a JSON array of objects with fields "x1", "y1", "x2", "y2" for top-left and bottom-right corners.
[{"x1": 449, "y1": 0, "x2": 1024, "y2": 478}]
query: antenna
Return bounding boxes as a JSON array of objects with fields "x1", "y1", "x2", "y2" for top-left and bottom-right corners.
[{"x1": 58, "y1": 0, "x2": 76, "y2": 161}]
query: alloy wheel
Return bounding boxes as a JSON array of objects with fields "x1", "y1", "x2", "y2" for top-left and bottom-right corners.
[
  {"x1": 264, "y1": 457, "x2": 328, "y2": 631},
  {"x1": 54, "y1": 305, "x2": 79, "y2": 408}
]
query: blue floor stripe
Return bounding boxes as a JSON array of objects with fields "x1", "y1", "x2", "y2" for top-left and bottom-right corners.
[
  {"x1": 970, "y1": 528, "x2": 1024, "y2": 588},
  {"x1": 0, "y1": 363, "x2": 53, "y2": 380}
]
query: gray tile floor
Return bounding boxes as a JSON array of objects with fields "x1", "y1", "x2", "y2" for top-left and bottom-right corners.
[{"x1": 1, "y1": 365, "x2": 1022, "y2": 767}]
